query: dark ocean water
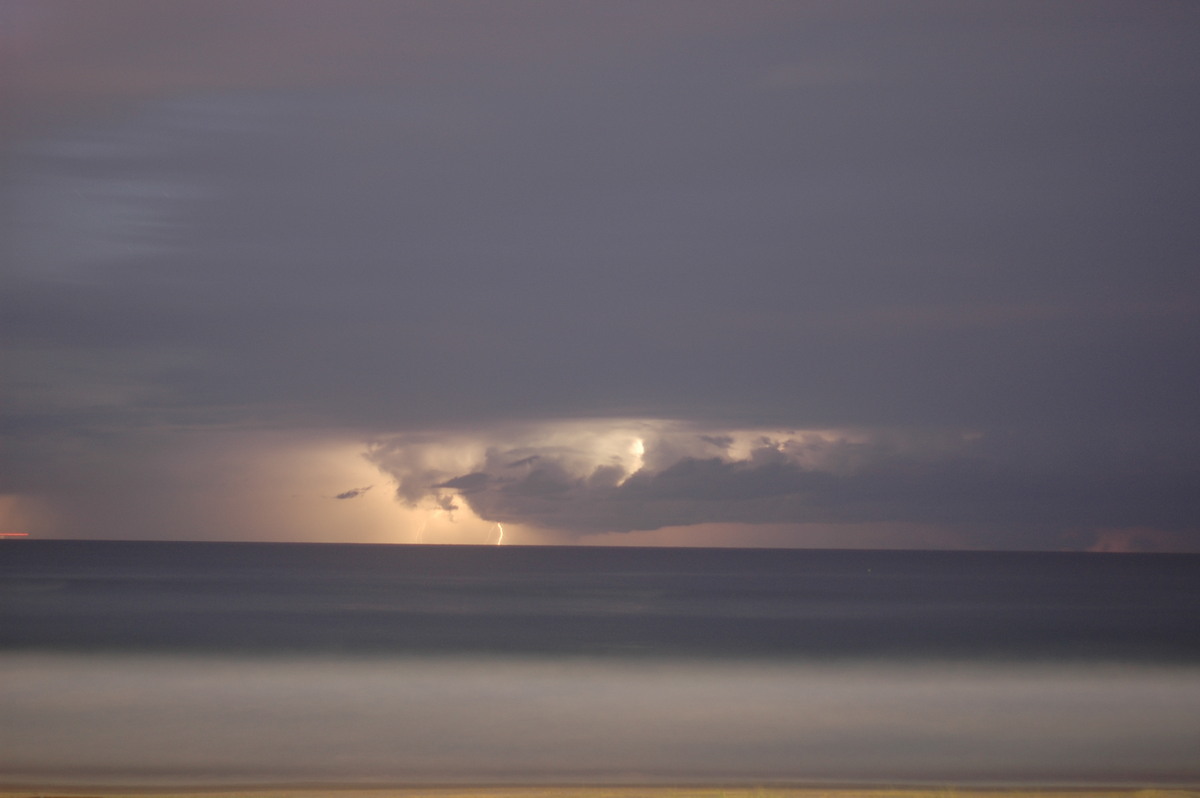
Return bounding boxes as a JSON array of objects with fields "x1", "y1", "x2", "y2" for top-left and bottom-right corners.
[
  {"x1": 2, "y1": 541, "x2": 1199, "y2": 787},
  {"x1": 4, "y1": 540, "x2": 1199, "y2": 661}
]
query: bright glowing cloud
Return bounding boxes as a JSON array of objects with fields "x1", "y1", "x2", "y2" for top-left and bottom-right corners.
[
  {"x1": 365, "y1": 419, "x2": 991, "y2": 538},
  {"x1": 361, "y1": 418, "x2": 1200, "y2": 548}
]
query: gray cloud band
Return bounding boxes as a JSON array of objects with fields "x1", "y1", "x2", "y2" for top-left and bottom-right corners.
[{"x1": 367, "y1": 423, "x2": 1200, "y2": 538}]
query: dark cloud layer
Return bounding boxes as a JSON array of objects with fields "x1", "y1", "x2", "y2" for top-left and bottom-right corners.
[
  {"x1": 2, "y1": 2, "x2": 1199, "y2": 548},
  {"x1": 368, "y1": 424, "x2": 1200, "y2": 548}
]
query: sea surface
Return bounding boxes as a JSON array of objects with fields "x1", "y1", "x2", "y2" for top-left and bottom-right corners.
[{"x1": 2, "y1": 541, "x2": 1199, "y2": 788}]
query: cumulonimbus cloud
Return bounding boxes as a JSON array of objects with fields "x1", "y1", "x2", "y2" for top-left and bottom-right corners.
[
  {"x1": 365, "y1": 420, "x2": 982, "y2": 533},
  {"x1": 364, "y1": 419, "x2": 1200, "y2": 542}
]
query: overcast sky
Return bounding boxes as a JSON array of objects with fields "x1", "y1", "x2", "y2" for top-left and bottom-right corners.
[{"x1": 2, "y1": 1, "x2": 1199, "y2": 550}]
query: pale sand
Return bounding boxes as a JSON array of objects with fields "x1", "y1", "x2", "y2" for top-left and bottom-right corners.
[{"x1": 3, "y1": 789, "x2": 1200, "y2": 798}]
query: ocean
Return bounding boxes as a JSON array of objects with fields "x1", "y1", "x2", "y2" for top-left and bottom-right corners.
[{"x1": 2, "y1": 541, "x2": 1199, "y2": 788}]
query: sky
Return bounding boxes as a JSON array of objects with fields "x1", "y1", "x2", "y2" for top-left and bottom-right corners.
[{"x1": 2, "y1": 1, "x2": 1199, "y2": 550}]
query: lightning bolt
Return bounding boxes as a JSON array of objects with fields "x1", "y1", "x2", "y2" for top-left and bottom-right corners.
[
  {"x1": 415, "y1": 508, "x2": 443, "y2": 543},
  {"x1": 494, "y1": 522, "x2": 504, "y2": 545}
]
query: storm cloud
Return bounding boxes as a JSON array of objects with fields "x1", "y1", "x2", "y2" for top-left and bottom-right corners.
[
  {"x1": 2, "y1": 2, "x2": 1199, "y2": 548},
  {"x1": 367, "y1": 421, "x2": 1200, "y2": 547}
]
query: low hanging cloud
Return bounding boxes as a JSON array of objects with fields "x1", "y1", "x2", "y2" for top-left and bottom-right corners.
[
  {"x1": 364, "y1": 419, "x2": 1200, "y2": 545},
  {"x1": 362, "y1": 420, "x2": 1180, "y2": 544},
  {"x1": 334, "y1": 485, "x2": 373, "y2": 500}
]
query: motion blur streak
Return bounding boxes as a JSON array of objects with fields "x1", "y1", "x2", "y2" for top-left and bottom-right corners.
[{"x1": 2, "y1": 653, "x2": 1198, "y2": 787}]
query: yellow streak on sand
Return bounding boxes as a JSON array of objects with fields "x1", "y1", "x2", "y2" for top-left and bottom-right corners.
[{"x1": 0, "y1": 794, "x2": 1163, "y2": 797}]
